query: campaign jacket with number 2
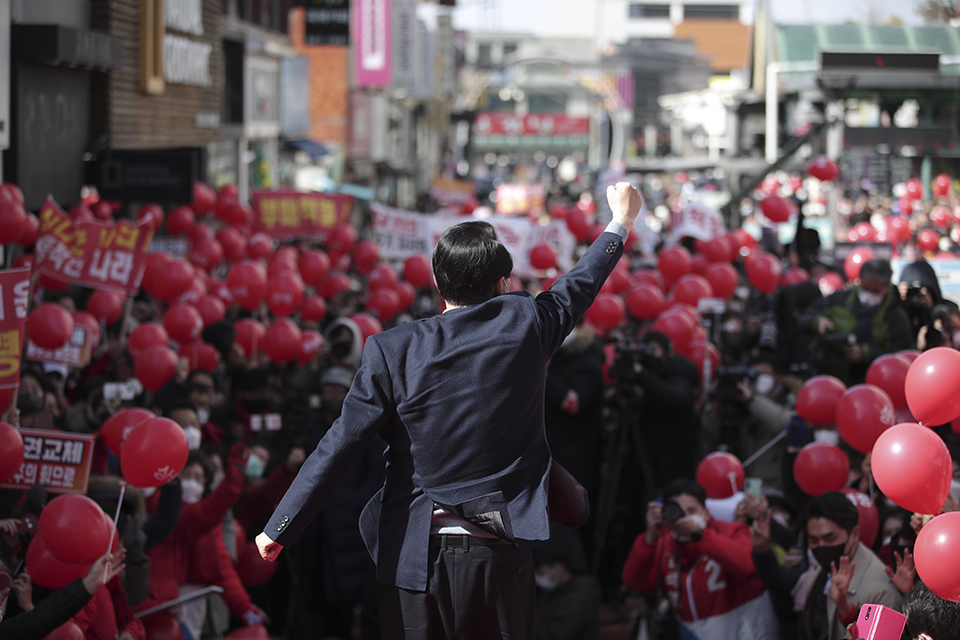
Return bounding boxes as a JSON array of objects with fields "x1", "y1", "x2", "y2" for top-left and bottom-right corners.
[{"x1": 622, "y1": 517, "x2": 778, "y2": 639}]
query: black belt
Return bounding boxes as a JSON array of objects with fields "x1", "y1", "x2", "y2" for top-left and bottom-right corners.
[{"x1": 430, "y1": 534, "x2": 513, "y2": 549}]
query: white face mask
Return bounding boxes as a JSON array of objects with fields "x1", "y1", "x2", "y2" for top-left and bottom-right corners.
[
  {"x1": 754, "y1": 374, "x2": 775, "y2": 395},
  {"x1": 181, "y1": 478, "x2": 204, "y2": 504},
  {"x1": 813, "y1": 429, "x2": 840, "y2": 446},
  {"x1": 184, "y1": 426, "x2": 202, "y2": 451},
  {"x1": 857, "y1": 289, "x2": 885, "y2": 308},
  {"x1": 535, "y1": 573, "x2": 560, "y2": 591},
  {"x1": 139, "y1": 486, "x2": 157, "y2": 498},
  {"x1": 196, "y1": 408, "x2": 210, "y2": 425}
]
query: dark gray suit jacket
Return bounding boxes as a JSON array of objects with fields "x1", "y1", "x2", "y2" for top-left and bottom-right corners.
[{"x1": 263, "y1": 231, "x2": 624, "y2": 591}]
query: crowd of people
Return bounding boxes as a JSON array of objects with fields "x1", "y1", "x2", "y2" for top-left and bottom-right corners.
[{"x1": 2, "y1": 174, "x2": 960, "y2": 640}]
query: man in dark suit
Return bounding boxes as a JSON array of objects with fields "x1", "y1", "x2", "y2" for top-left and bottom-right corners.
[{"x1": 256, "y1": 183, "x2": 643, "y2": 639}]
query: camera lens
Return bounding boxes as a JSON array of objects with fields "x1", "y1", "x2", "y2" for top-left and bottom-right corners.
[{"x1": 662, "y1": 500, "x2": 685, "y2": 522}]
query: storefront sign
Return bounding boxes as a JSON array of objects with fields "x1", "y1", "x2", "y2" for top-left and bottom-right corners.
[
  {"x1": 0, "y1": 267, "x2": 30, "y2": 403},
  {"x1": 473, "y1": 113, "x2": 591, "y2": 137},
  {"x1": 98, "y1": 148, "x2": 200, "y2": 203},
  {"x1": 1, "y1": 429, "x2": 96, "y2": 494},
  {"x1": 251, "y1": 190, "x2": 355, "y2": 240},
  {"x1": 34, "y1": 197, "x2": 155, "y2": 294},
  {"x1": 304, "y1": 0, "x2": 350, "y2": 46},
  {"x1": 164, "y1": 0, "x2": 211, "y2": 87}
]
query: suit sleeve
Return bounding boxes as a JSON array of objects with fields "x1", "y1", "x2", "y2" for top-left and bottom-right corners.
[
  {"x1": 263, "y1": 336, "x2": 395, "y2": 546},
  {"x1": 535, "y1": 232, "x2": 623, "y2": 356},
  {"x1": 0, "y1": 579, "x2": 92, "y2": 640}
]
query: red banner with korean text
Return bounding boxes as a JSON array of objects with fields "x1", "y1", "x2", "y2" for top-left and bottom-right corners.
[
  {"x1": 0, "y1": 267, "x2": 31, "y2": 410},
  {"x1": 0, "y1": 429, "x2": 95, "y2": 494},
  {"x1": 34, "y1": 196, "x2": 156, "y2": 294},
  {"x1": 250, "y1": 190, "x2": 355, "y2": 240}
]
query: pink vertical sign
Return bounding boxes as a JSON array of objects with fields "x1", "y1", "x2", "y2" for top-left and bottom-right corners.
[{"x1": 354, "y1": 0, "x2": 391, "y2": 87}]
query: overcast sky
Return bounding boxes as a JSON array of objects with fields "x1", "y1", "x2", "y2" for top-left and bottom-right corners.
[{"x1": 451, "y1": 0, "x2": 928, "y2": 34}]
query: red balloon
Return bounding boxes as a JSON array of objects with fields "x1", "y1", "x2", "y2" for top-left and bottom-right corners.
[
  {"x1": 135, "y1": 345, "x2": 179, "y2": 392},
  {"x1": 218, "y1": 183, "x2": 239, "y2": 202},
  {"x1": 299, "y1": 250, "x2": 331, "y2": 288},
  {"x1": 933, "y1": 173, "x2": 952, "y2": 199},
  {"x1": 3, "y1": 182, "x2": 24, "y2": 206},
  {"x1": 796, "y1": 375, "x2": 847, "y2": 425},
  {"x1": 191, "y1": 182, "x2": 216, "y2": 216},
  {"x1": 905, "y1": 347, "x2": 960, "y2": 426},
  {"x1": 101, "y1": 408, "x2": 155, "y2": 456},
  {"x1": 849, "y1": 221, "x2": 878, "y2": 242},
  {"x1": 898, "y1": 349, "x2": 921, "y2": 363},
  {"x1": 931, "y1": 206, "x2": 952, "y2": 231},
  {"x1": 136, "y1": 204, "x2": 164, "y2": 230},
  {"x1": 835, "y1": 384, "x2": 896, "y2": 454},
  {"x1": 46, "y1": 621, "x2": 85, "y2": 640},
  {"x1": 317, "y1": 273, "x2": 350, "y2": 301},
  {"x1": 600, "y1": 268, "x2": 630, "y2": 296},
  {"x1": 745, "y1": 253, "x2": 782, "y2": 294},
  {"x1": 225, "y1": 201, "x2": 253, "y2": 228},
  {"x1": 367, "y1": 287, "x2": 401, "y2": 323},
  {"x1": 121, "y1": 417, "x2": 190, "y2": 488},
  {"x1": 403, "y1": 254, "x2": 432, "y2": 288},
  {"x1": 165, "y1": 206, "x2": 194, "y2": 236},
  {"x1": 843, "y1": 247, "x2": 875, "y2": 281},
  {"x1": 529, "y1": 244, "x2": 558, "y2": 271},
  {"x1": 190, "y1": 222, "x2": 213, "y2": 245},
  {"x1": 368, "y1": 265, "x2": 399, "y2": 291},
  {"x1": 128, "y1": 322, "x2": 169, "y2": 360},
  {"x1": 915, "y1": 511, "x2": 960, "y2": 602},
  {"x1": 87, "y1": 290, "x2": 125, "y2": 325},
  {"x1": 807, "y1": 156, "x2": 840, "y2": 182},
  {"x1": 353, "y1": 239, "x2": 380, "y2": 274},
  {"x1": 695, "y1": 452, "x2": 745, "y2": 499},
  {"x1": 565, "y1": 208, "x2": 591, "y2": 242},
  {"x1": 155, "y1": 260, "x2": 195, "y2": 302},
  {"x1": 225, "y1": 625, "x2": 269, "y2": 640},
  {"x1": 865, "y1": 354, "x2": 911, "y2": 408},
  {"x1": 178, "y1": 341, "x2": 220, "y2": 373},
  {"x1": 267, "y1": 272, "x2": 305, "y2": 318},
  {"x1": 26, "y1": 534, "x2": 91, "y2": 589},
  {"x1": 327, "y1": 223, "x2": 357, "y2": 256},
  {"x1": 0, "y1": 201, "x2": 26, "y2": 244},
  {"x1": 351, "y1": 313, "x2": 382, "y2": 342},
  {"x1": 703, "y1": 262, "x2": 738, "y2": 299},
  {"x1": 216, "y1": 226, "x2": 247, "y2": 263},
  {"x1": 299, "y1": 330, "x2": 324, "y2": 366},
  {"x1": 585, "y1": 293, "x2": 626, "y2": 332},
  {"x1": 625, "y1": 283, "x2": 665, "y2": 320},
  {"x1": 872, "y1": 422, "x2": 952, "y2": 514},
  {"x1": 917, "y1": 228, "x2": 940, "y2": 253},
  {"x1": 760, "y1": 195, "x2": 791, "y2": 223},
  {"x1": 236, "y1": 541, "x2": 278, "y2": 586},
  {"x1": 142, "y1": 612, "x2": 184, "y2": 640},
  {"x1": 906, "y1": 178, "x2": 923, "y2": 200},
  {"x1": 247, "y1": 234, "x2": 274, "y2": 261},
  {"x1": 39, "y1": 494, "x2": 112, "y2": 564},
  {"x1": 0, "y1": 421, "x2": 24, "y2": 483},
  {"x1": 658, "y1": 246, "x2": 693, "y2": 282},
  {"x1": 227, "y1": 260, "x2": 268, "y2": 311},
  {"x1": 685, "y1": 340, "x2": 720, "y2": 383},
  {"x1": 672, "y1": 274, "x2": 713, "y2": 308},
  {"x1": 701, "y1": 238, "x2": 729, "y2": 264},
  {"x1": 27, "y1": 303, "x2": 74, "y2": 350},
  {"x1": 815, "y1": 271, "x2": 844, "y2": 296},
  {"x1": 651, "y1": 312, "x2": 695, "y2": 353},
  {"x1": 395, "y1": 281, "x2": 415, "y2": 311},
  {"x1": 190, "y1": 238, "x2": 223, "y2": 272},
  {"x1": 301, "y1": 296, "x2": 327, "y2": 323},
  {"x1": 163, "y1": 304, "x2": 204, "y2": 344},
  {"x1": 793, "y1": 443, "x2": 850, "y2": 497},
  {"x1": 142, "y1": 253, "x2": 173, "y2": 298},
  {"x1": 781, "y1": 267, "x2": 810, "y2": 286},
  {"x1": 840, "y1": 490, "x2": 880, "y2": 548},
  {"x1": 174, "y1": 275, "x2": 207, "y2": 306},
  {"x1": 235, "y1": 319, "x2": 266, "y2": 358},
  {"x1": 690, "y1": 253, "x2": 710, "y2": 277},
  {"x1": 17, "y1": 212, "x2": 39, "y2": 247},
  {"x1": 194, "y1": 294, "x2": 225, "y2": 327}
]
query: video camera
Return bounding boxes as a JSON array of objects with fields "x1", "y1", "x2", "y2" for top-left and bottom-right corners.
[
  {"x1": 608, "y1": 341, "x2": 661, "y2": 382},
  {"x1": 710, "y1": 365, "x2": 757, "y2": 401}
]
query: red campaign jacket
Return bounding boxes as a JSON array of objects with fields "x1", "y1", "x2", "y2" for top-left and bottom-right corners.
[
  {"x1": 235, "y1": 464, "x2": 297, "y2": 534},
  {"x1": 135, "y1": 462, "x2": 245, "y2": 613},
  {"x1": 621, "y1": 518, "x2": 767, "y2": 623},
  {"x1": 185, "y1": 521, "x2": 252, "y2": 617},
  {"x1": 73, "y1": 577, "x2": 146, "y2": 640}
]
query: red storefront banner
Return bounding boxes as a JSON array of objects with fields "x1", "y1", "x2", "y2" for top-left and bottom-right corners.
[
  {"x1": 0, "y1": 267, "x2": 31, "y2": 402},
  {"x1": 251, "y1": 190, "x2": 355, "y2": 240},
  {"x1": 34, "y1": 197, "x2": 156, "y2": 294},
  {"x1": 473, "y1": 113, "x2": 591, "y2": 137},
  {"x1": 0, "y1": 429, "x2": 96, "y2": 494}
]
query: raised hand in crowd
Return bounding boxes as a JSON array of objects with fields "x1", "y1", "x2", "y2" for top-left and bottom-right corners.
[
  {"x1": 643, "y1": 500, "x2": 663, "y2": 545},
  {"x1": 10, "y1": 571, "x2": 33, "y2": 612},
  {"x1": 0, "y1": 518, "x2": 20, "y2": 538},
  {"x1": 285, "y1": 447, "x2": 306, "y2": 472},
  {"x1": 735, "y1": 493, "x2": 767, "y2": 525},
  {"x1": 749, "y1": 508, "x2": 771, "y2": 553},
  {"x1": 82, "y1": 549, "x2": 127, "y2": 595},
  {"x1": 884, "y1": 549, "x2": 916, "y2": 595},
  {"x1": 829, "y1": 556, "x2": 858, "y2": 620},
  {"x1": 606, "y1": 182, "x2": 643, "y2": 230}
]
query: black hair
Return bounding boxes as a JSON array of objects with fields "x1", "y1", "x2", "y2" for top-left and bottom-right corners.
[
  {"x1": 641, "y1": 330, "x2": 673, "y2": 357},
  {"x1": 859, "y1": 259, "x2": 893, "y2": 283},
  {"x1": 663, "y1": 479, "x2": 706, "y2": 506},
  {"x1": 904, "y1": 580, "x2": 960, "y2": 639},
  {"x1": 432, "y1": 221, "x2": 513, "y2": 306},
  {"x1": 164, "y1": 402, "x2": 198, "y2": 419},
  {"x1": 185, "y1": 450, "x2": 216, "y2": 495},
  {"x1": 807, "y1": 491, "x2": 859, "y2": 533}
]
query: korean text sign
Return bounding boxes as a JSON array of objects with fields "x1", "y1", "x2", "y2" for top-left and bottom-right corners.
[
  {"x1": 1, "y1": 429, "x2": 96, "y2": 494},
  {"x1": 251, "y1": 190, "x2": 354, "y2": 240},
  {"x1": 0, "y1": 267, "x2": 30, "y2": 399}
]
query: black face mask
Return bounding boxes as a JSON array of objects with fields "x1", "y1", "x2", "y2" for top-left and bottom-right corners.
[{"x1": 811, "y1": 540, "x2": 848, "y2": 569}]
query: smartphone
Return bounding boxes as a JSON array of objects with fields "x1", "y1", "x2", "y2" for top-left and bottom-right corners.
[
  {"x1": 744, "y1": 477, "x2": 763, "y2": 498},
  {"x1": 850, "y1": 603, "x2": 906, "y2": 640}
]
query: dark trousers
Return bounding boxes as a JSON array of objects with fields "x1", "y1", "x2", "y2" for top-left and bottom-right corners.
[{"x1": 378, "y1": 536, "x2": 535, "y2": 640}]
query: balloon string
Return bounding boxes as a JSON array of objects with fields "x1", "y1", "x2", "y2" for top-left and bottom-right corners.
[
  {"x1": 727, "y1": 472, "x2": 738, "y2": 497},
  {"x1": 104, "y1": 481, "x2": 126, "y2": 583}
]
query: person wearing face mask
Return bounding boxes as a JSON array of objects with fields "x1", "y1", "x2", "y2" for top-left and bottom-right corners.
[
  {"x1": 622, "y1": 480, "x2": 780, "y2": 640},
  {"x1": 533, "y1": 544, "x2": 600, "y2": 640},
  {"x1": 800, "y1": 259, "x2": 911, "y2": 385},
  {"x1": 165, "y1": 403, "x2": 204, "y2": 452},
  {"x1": 735, "y1": 352, "x2": 797, "y2": 487},
  {"x1": 750, "y1": 491, "x2": 902, "y2": 640}
]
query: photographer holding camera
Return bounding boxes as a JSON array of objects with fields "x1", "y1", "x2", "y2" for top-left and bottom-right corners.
[
  {"x1": 800, "y1": 259, "x2": 911, "y2": 385},
  {"x1": 622, "y1": 479, "x2": 780, "y2": 639},
  {"x1": 615, "y1": 331, "x2": 701, "y2": 489}
]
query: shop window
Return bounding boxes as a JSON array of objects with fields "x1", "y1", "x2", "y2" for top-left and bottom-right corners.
[{"x1": 628, "y1": 4, "x2": 670, "y2": 18}]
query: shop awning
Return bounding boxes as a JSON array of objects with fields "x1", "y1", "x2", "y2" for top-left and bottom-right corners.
[{"x1": 284, "y1": 138, "x2": 331, "y2": 160}]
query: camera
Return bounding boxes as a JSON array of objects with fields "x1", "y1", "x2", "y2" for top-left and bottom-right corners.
[
  {"x1": 608, "y1": 341, "x2": 661, "y2": 382},
  {"x1": 662, "y1": 500, "x2": 685, "y2": 523},
  {"x1": 710, "y1": 365, "x2": 757, "y2": 401}
]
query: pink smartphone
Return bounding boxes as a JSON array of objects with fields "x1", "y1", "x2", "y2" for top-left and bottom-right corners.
[{"x1": 849, "y1": 603, "x2": 906, "y2": 640}]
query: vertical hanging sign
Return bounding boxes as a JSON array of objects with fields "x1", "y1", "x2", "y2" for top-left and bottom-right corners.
[{"x1": 354, "y1": 0, "x2": 391, "y2": 87}]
